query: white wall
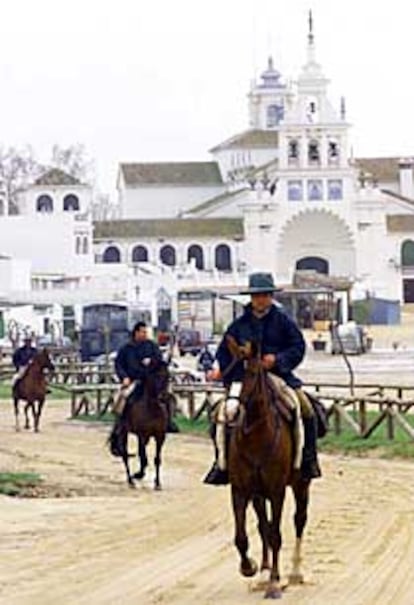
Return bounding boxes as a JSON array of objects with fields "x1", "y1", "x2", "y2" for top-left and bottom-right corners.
[
  {"x1": 119, "y1": 185, "x2": 226, "y2": 219},
  {"x1": 0, "y1": 215, "x2": 94, "y2": 275}
]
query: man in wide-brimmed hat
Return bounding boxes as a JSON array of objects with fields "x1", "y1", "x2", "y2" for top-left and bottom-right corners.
[{"x1": 204, "y1": 272, "x2": 321, "y2": 485}]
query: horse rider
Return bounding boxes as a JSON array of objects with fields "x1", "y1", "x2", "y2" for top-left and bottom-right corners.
[
  {"x1": 203, "y1": 272, "x2": 322, "y2": 486},
  {"x1": 114, "y1": 321, "x2": 179, "y2": 433},
  {"x1": 12, "y1": 335, "x2": 38, "y2": 387}
]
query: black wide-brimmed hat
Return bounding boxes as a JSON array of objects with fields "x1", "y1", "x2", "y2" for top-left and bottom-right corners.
[{"x1": 239, "y1": 272, "x2": 281, "y2": 295}]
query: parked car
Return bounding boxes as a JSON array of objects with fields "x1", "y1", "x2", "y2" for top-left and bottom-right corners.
[{"x1": 177, "y1": 329, "x2": 202, "y2": 356}]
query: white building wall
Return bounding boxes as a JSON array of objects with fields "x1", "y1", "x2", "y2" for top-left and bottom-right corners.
[
  {"x1": 119, "y1": 185, "x2": 226, "y2": 219},
  {"x1": 0, "y1": 215, "x2": 94, "y2": 275}
]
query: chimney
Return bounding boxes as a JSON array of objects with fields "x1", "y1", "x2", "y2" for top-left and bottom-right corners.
[{"x1": 398, "y1": 158, "x2": 414, "y2": 199}]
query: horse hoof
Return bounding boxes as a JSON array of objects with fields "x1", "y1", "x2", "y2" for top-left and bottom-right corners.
[
  {"x1": 288, "y1": 572, "x2": 304, "y2": 585},
  {"x1": 133, "y1": 471, "x2": 145, "y2": 480},
  {"x1": 240, "y1": 558, "x2": 258, "y2": 578},
  {"x1": 128, "y1": 480, "x2": 136, "y2": 488},
  {"x1": 264, "y1": 582, "x2": 283, "y2": 599},
  {"x1": 154, "y1": 484, "x2": 162, "y2": 491}
]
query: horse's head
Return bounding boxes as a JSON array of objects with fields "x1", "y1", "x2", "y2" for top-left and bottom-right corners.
[
  {"x1": 146, "y1": 361, "x2": 169, "y2": 399},
  {"x1": 226, "y1": 335, "x2": 265, "y2": 408},
  {"x1": 36, "y1": 348, "x2": 55, "y2": 373}
]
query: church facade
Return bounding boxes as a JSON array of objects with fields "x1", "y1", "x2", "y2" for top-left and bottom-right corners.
[{"x1": 94, "y1": 18, "x2": 414, "y2": 311}]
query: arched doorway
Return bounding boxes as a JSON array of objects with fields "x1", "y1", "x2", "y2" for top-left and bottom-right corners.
[
  {"x1": 102, "y1": 246, "x2": 121, "y2": 263},
  {"x1": 63, "y1": 194, "x2": 80, "y2": 211},
  {"x1": 160, "y1": 245, "x2": 176, "y2": 267},
  {"x1": 215, "y1": 244, "x2": 232, "y2": 271},
  {"x1": 36, "y1": 194, "x2": 54, "y2": 213},
  {"x1": 187, "y1": 244, "x2": 204, "y2": 270},
  {"x1": 296, "y1": 256, "x2": 329, "y2": 275},
  {"x1": 132, "y1": 245, "x2": 148, "y2": 263}
]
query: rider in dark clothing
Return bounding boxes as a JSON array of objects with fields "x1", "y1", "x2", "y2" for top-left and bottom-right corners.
[
  {"x1": 198, "y1": 347, "x2": 215, "y2": 376},
  {"x1": 12, "y1": 338, "x2": 38, "y2": 371},
  {"x1": 115, "y1": 321, "x2": 178, "y2": 432},
  {"x1": 204, "y1": 272, "x2": 321, "y2": 485}
]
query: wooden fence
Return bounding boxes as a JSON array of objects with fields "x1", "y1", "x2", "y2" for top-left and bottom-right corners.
[{"x1": 171, "y1": 381, "x2": 414, "y2": 441}]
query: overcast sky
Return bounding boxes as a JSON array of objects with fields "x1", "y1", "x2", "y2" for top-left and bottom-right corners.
[{"x1": 1, "y1": 0, "x2": 413, "y2": 194}]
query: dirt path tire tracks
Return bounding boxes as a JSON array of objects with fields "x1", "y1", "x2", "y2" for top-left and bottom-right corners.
[{"x1": 1, "y1": 401, "x2": 414, "y2": 605}]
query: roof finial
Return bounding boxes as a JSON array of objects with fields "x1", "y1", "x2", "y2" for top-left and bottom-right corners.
[{"x1": 308, "y1": 9, "x2": 314, "y2": 44}]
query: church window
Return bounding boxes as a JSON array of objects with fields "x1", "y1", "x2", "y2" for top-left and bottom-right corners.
[
  {"x1": 63, "y1": 194, "x2": 80, "y2": 211},
  {"x1": 187, "y1": 244, "x2": 204, "y2": 270},
  {"x1": 132, "y1": 245, "x2": 148, "y2": 263},
  {"x1": 328, "y1": 179, "x2": 343, "y2": 200},
  {"x1": 215, "y1": 244, "x2": 232, "y2": 271},
  {"x1": 288, "y1": 180, "x2": 303, "y2": 201},
  {"x1": 307, "y1": 180, "x2": 323, "y2": 201},
  {"x1": 308, "y1": 140, "x2": 320, "y2": 164},
  {"x1": 75, "y1": 236, "x2": 81, "y2": 254},
  {"x1": 82, "y1": 236, "x2": 89, "y2": 254},
  {"x1": 328, "y1": 140, "x2": 339, "y2": 163},
  {"x1": 401, "y1": 240, "x2": 414, "y2": 267},
  {"x1": 160, "y1": 245, "x2": 176, "y2": 266},
  {"x1": 288, "y1": 140, "x2": 299, "y2": 163},
  {"x1": 267, "y1": 104, "x2": 284, "y2": 127},
  {"x1": 36, "y1": 194, "x2": 53, "y2": 213},
  {"x1": 102, "y1": 246, "x2": 121, "y2": 263}
]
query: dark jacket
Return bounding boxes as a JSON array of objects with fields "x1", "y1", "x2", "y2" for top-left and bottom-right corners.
[
  {"x1": 115, "y1": 339, "x2": 163, "y2": 382},
  {"x1": 216, "y1": 303, "x2": 305, "y2": 388},
  {"x1": 199, "y1": 349, "x2": 214, "y2": 372},
  {"x1": 12, "y1": 345, "x2": 38, "y2": 371}
]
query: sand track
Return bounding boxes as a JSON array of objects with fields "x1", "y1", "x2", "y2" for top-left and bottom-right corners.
[{"x1": 1, "y1": 401, "x2": 414, "y2": 605}]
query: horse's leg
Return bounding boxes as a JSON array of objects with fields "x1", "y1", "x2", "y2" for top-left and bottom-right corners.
[
  {"x1": 24, "y1": 402, "x2": 32, "y2": 430},
  {"x1": 252, "y1": 495, "x2": 271, "y2": 572},
  {"x1": 34, "y1": 398, "x2": 45, "y2": 433},
  {"x1": 288, "y1": 478, "x2": 310, "y2": 585},
  {"x1": 265, "y1": 489, "x2": 286, "y2": 599},
  {"x1": 133, "y1": 435, "x2": 148, "y2": 480},
  {"x1": 120, "y1": 433, "x2": 134, "y2": 487},
  {"x1": 13, "y1": 397, "x2": 20, "y2": 431},
  {"x1": 153, "y1": 434, "x2": 166, "y2": 491},
  {"x1": 231, "y1": 487, "x2": 257, "y2": 578}
]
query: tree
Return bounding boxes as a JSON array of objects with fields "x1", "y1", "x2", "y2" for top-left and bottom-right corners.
[
  {"x1": 0, "y1": 146, "x2": 41, "y2": 214},
  {"x1": 50, "y1": 143, "x2": 95, "y2": 185}
]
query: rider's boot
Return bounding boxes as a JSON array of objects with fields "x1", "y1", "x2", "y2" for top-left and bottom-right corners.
[
  {"x1": 203, "y1": 422, "x2": 229, "y2": 486},
  {"x1": 301, "y1": 414, "x2": 322, "y2": 480}
]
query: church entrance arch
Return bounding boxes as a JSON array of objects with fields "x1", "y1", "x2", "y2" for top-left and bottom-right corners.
[
  {"x1": 296, "y1": 256, "x2": 329, "y2": 274},
  {"x1": 277, "y1": 209, "x2": 355, "y2": 279}
]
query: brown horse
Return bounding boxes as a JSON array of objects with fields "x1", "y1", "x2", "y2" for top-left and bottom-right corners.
[
  {"x1": 109, "y1": 362, "x2": 170, "y2": 489},
  {"x1": 13, "y1": 349, "x2": 55, "y2": 433},
  {"x1": 226, "y1": 336, "x2": 311, "y2": 599}
]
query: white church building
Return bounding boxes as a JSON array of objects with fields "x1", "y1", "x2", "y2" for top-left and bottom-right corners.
[
  {"x1": 94, "y1": 16, "x2": 414, "y2": 321},
  {"x1": 2, "y1": 14, "x2": 414, "y2": 338}
]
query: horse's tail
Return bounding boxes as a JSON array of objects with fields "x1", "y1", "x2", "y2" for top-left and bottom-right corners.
[{"x1": 107, "y1": 418, "x2": 126, "y2": 458}]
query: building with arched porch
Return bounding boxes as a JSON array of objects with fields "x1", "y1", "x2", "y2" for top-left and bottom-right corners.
[{"x1": 95, "y1": 13, "x2": 414, "y2": 322}]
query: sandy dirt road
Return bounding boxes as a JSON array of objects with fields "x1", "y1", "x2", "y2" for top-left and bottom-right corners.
[{"x1": 1, "y1": 399, "x2": 414, "y2": 605}]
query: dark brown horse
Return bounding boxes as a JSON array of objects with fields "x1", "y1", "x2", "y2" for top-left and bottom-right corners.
[
  {"x1": 226, "y1": 336, "x2": 311, "y2": 599},
  {"x1": 13, "y1": 348, "x2": 55, "y2": 433},
  {"x1": 109, "y1": 362, "x2": 170, "y2": 489}
]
